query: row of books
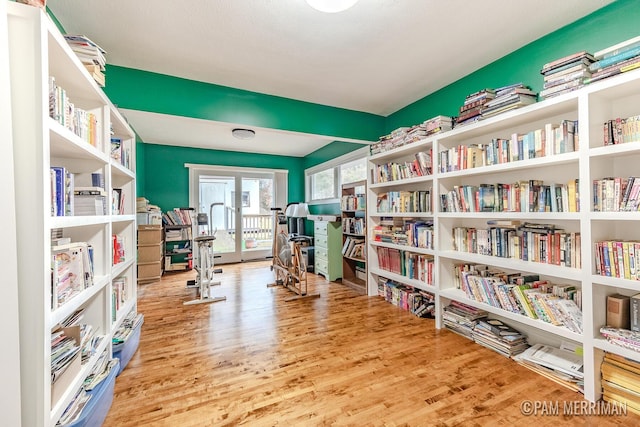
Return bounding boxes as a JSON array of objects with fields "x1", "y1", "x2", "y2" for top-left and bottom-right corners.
[
  {"x1": 601, "y1": 327, "x2": 640, "y2": 354},
  {"x1": 377, "y1": 277, "x2": 435, "y2": 318},
  {"x1": 440, "y1": 179, "x2": 580, "y2": 213},
  {"x1": 376, "y1": 189, "x2": 432, "y2": 214},
  {"x1": 594, "y1": 240, "x2": 640, "y2": 281},
  {"x1": 112, "y1": 277, "x2": 128, "y2": 321},
  {"x1": 342, "y1": 217, "x2": 365, "y2": 235},
  {"x1": 51, "y1": 168, "x2": 123, "y2": 216},
  {"x1": 452, "y1": 223, "x2": 582, "y2": 268},
  {"x1": 162, "y1": 208, "x2": 193, "y2": 226},
  {"x1": 375, "y1": 246, "x2": 434, "y2": 285},
  {"x1": 340, "y1": 194, "x2": 366, "y2": 211},
  {"x1": 601, "y1": 352, "x2": 640, "y2": 415},
  {"x1": 457, "y1": 269, "x2": 583, "y2": 333},
  {"x1": 369, "y1": 117, "x2": 452, "y2": 155},
  {"x1": 593, "y1": 176, "x2": 640, "y2": 212},
  {"x1": 604, "y1": 114, "x2": 640, "y2": 145},
  {"x1": 112, "y1": 234, "x2": 126, "y2": 265},
  {"x1": 342, "y1": 236, "x2": 365, "y2": 260},
  {"x1": 110, "y1": 137, "x2": 131, "y2": 169},
  {"x1": 51, "y1": 241, "x2": 95, "y2": 310},
  {"x1": 370, "y1": 150, "x2": 432, "y2": 184},
  {"x1": 372, "y1": 218, "x2": 434, "y2": 250},
  {"x1": 49, "y1": 77, "x2": 102, "y2": 150},
  {"x1": 438, "y1": 120, "x2": 578, "y2": 173}
]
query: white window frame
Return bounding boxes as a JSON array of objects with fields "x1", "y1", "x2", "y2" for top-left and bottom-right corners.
[{"x1": 305, "y1": 146, "x2": 369, "y2": 205}]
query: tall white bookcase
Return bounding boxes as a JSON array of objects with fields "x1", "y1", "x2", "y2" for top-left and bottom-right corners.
[
  {"x1": 7, "y1": 3, "x2": 137, "y2": 426},
  {"x1": 367, "y1": 68, "x2": 640, "y2": 402},
  {"x1": 1, "y1": 1, "x2": 23, "y2": 426}
]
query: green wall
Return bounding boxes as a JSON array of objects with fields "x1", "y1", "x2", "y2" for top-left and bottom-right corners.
[
  {"x1": 386, "y1": 0, "x2": 640, "y2": 131},
  {"x1": 104, "y1": 66, "x2": 384, "y2": 142},
  {"x1": 142, "y1": 143, "x2": 304, "y2": 212}
]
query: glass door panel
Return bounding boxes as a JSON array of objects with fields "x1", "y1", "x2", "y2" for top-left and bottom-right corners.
[{"x1": 195, "y1": 171, "x2": 278, "y2": 264}]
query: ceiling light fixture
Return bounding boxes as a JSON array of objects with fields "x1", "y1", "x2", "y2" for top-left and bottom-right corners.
[
  {"x1": 305, "y1": 0, "x2": 359, "y2": 13},
  {"x1": 231, "y1": 128, "x2": 255, "y2": 140}
]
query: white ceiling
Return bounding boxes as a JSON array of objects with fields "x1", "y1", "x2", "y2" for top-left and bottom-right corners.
[{"x1": 49, "y1": 0, "x2": 613, "y2": 156}]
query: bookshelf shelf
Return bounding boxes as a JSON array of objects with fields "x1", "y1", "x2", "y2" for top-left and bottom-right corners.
[
  {"x1": 591, "y1": 275, "x2": 640, "y2": 291},
  {"x1": 371, "y1": 267, "x2": 436, "y2": 294},
  {"x1": 438, "y1": 250, "x2": 583, "y2": 280},
  {"x1": 7, "y1": 3, "x2": 137, "y2": 426},
  {"x1": 370, "y1": 241, "x2": 436, "y2": 257},
  {"x1": 367, "y1": 67, "x2": 640, "y2": 403},
  {"x1": 593, "y1": 338, "x2": 640, "y2": 364}
]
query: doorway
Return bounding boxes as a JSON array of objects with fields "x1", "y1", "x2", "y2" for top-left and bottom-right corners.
[{"x1": 188, "y1": 165, "x2": 288, "y2": 264}]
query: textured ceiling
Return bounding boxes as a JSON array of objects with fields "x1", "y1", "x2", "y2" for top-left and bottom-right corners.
[{"x1": 49, "y1": 0, "x2": 613, "y2": 155}]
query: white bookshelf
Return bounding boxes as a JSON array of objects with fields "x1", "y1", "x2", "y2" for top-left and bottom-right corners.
[
  {"x1": 366, "y1": 67, "x2": 640, "y2": 402},
  {"x1": 0, "y1": 2, "x2": 22, "y2": 426},
  {"x1": 7, "y1": 3, "x2": 137, "y2": 426}
]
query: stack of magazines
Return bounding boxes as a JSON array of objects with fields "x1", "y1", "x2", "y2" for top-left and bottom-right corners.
[{"x1": 514, "y1": 342, "x2": 584, "y2": 392}]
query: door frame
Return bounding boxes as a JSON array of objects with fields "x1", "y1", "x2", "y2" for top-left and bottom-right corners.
[{"x1": 186, "y1": 164, "x2": 288, "y2": 264}]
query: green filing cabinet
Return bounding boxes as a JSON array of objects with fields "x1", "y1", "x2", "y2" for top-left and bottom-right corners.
[{"x1": 313, "y1": 220, "x2": 343, "y2": 281}]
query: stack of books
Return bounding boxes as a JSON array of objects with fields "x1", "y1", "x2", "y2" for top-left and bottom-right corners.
[
  {"x1": 455, "y1": 88, "x2": 495, "y2": 126},
  {"x1": 63, "y1": 34, "x2": 106, "y2": 87},
  {"x1": 514, "y1": 342, "x2": 584, "y2": 392},
  {"x1": 480, "y1": 83, "x2": 537, "y2": 119},
  {"x1": 601, "y1": 352, "x2": 640, "y2": 414},
  {"x1": 586, "y1": 36, "x2": 640, "y2": 85},
  {"x1": 74, "y1": 187, "x2": 107, "y2": 216},
  {"x1": 404, "y1": 123, "x2": 428, "y2": 144},
  {"x1": 472, "y1": 318, "x2": 529, "y2": 357},
  {"x1": 539, "y1": 51, "x2": 595, "y2": 99},
  {"x1": 370, "y1": 127, "x2": 410, "y2": 155},
  {"x1": 423, "y1": 115, "x2": 454, "y2": 136},
  {"x1": 443, "y1": 301, "x2": 488, "y2": 339}
]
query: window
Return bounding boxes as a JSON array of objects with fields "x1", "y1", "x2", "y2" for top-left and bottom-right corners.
[
  {"x1": 310, "y1": 168, "x2": 336, "y2": 200},
  {"x1": 340, "y1": 157, "x2": 367, "y2": 185},
  {"x1": 305, "y1": 146, "x2": 369, "y2": 204}
]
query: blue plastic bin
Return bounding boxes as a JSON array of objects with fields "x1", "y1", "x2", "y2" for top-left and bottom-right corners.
[
  {"x1": 66, "y1": 359, "x2": 119, "y2": 427},
  {"x1": 112, "y1": 318, "x2": 142, "y2": 375}
]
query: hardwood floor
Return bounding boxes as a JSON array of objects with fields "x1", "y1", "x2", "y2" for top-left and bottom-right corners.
[{"x1": 104, "y1": 261, "x2": 638, "y2": 426}]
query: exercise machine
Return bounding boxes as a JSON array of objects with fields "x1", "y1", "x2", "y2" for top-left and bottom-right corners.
[
  {"x1": 184, "y1": 203, "x2": 226, "y2": 306},
  {"x1": 267, "y1": 205, "x2": 319, "y2": 301}
]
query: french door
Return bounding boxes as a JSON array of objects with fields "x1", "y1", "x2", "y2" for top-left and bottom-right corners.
[{"x1": 188, "y1": 165, "x2": 287, "y2": 264}]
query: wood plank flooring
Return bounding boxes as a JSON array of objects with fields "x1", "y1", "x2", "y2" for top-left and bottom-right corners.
[{"x1": 103, "y1": 261, "x2": 638, "y2": 426}]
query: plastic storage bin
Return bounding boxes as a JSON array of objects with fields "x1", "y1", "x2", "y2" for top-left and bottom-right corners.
[
  {"x1": 66, "y1": 359, "x2": 119, "y2": 427},
  {"x1": 112, "y1": 317, "x2": 143, "y2": 375}
]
